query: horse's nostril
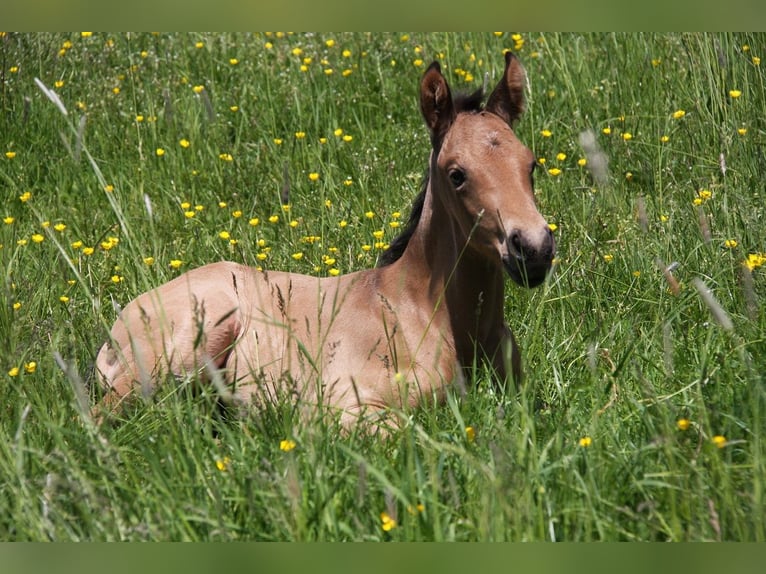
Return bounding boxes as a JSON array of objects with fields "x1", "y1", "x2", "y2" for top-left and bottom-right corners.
[{"x1": 509, "y1": 231, "x2": 523, "y2": 256}]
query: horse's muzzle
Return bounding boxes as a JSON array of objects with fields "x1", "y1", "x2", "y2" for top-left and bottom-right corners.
[{"x1": 503, "y1": 227, "x2": 555, "y2": 288}]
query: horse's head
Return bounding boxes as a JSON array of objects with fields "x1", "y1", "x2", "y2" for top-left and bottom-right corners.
[{"x1": 420, "y1": 52, "x2": 555, "y2": 288}]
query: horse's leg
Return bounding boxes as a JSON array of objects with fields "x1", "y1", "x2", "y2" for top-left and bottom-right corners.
[
  {"x1": 484, "y1": 324, "x2": 522, "y2": 390},
  {"x1": 92, "y1": 293, "x2": 242, "y2": 421}
]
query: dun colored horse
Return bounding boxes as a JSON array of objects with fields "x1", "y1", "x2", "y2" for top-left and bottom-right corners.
[{"x1": 94, "y1": 52, "x2": 555, "y2": 427}]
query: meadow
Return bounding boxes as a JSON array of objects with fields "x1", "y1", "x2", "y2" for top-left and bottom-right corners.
[{"x1": 1, "y1": 32, "x2": 765, "y2": 541}]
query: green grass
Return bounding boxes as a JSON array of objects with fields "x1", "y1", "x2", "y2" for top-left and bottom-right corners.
[{"x1": 1, "y1": 32, "x2": 765, "y2": 541}]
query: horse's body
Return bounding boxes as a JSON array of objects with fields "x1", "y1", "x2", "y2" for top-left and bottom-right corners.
[{"x1": 94, "y1": 53, "x2": 555, "y2": 426}]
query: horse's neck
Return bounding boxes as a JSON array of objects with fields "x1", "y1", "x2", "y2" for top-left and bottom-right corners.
[{"x1": 396, "y1": 177, "x2": 505, "y2": 328}]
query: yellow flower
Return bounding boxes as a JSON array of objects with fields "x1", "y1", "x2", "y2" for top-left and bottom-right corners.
[
  {"x1": 308, "y1": 172, "x2": 319, "y2": 182},
  {"x1": 540, "y1": 129, "x2": 552, "y2": 138},
  {"x1": 59, "y1": 295, "x2": 70, "y2": 303},
  {"x1": 465, "y1": 426, "x2": 475, "y2": 442},
  {"x1": 219, "y1": 153, "x2": 233, "y2": 162},
  {"x1": 219, "y1": 231, "x2": 230, "y2": 240},
  {"x1": 229, "y1": 58, "x2": 239, "y2": 65},
  {"x1": 672, "y1": 109, "x2": 686, "y2": 119},
  {"x1": 179, "y1": 138, "x2": 190, "y2": 148},
  {"x1": 328, "y1": 268, "x2": 340, "y2": 276},
  {"x1": 184, "y1": 211, "x2": 195, "y2": 219},
  {"x1": 660, "y1": 135, "x2": 670, "y2": 143},
  {"x1": 724, "y1": 239, "x2": 738, "y2": 249},
  {"x1": 291, "y1": 252, "x2": 303, "y2": 260},
  {"x1": 135, "y1": 114, "x2": 144, "y2": 122},
  {"x1": 104, "y1": 184, "x2": 114, "y2": 192},
  {"x1": 80, "y1": 32, "x2": 93, "y2": 37},
  {"x1": 3, "y1": 216, "x2": 14, "y2": 225},
  {"x1": 729, "y1": 89, "x2": 742, "y2": 98},
  {"x1": 676, "y1": 418, "x2": 690, "y2": 431},
  {"x1": 54, "y1": 223, "x2": 66, "y2": 232},
  {"x1": 578, "y1": 436, "x2": 592, "y2": 448},
  {"x1": 169, "y1": 259, "x2": 183, "y2": 269},
  {"x1": 621, "y1": 132, "x2": 633, "y2": 141},
  {"x1": 12, "y1": 302, "x2": 21, "y2": 310},
  {"x1": 280, "y1": 439, "x2": 296, "y2": 452},
  {"x1": 342, "y1": 135, "x2": 353, "y2": 142},
  {"x1": 737, "y1": 128, "x2": 748, "y2": 136},
  {"x1": 365, "y1": 211, "x2": 375, "y2": 219},
  {"x1": 248, "y1": 218, "x2": 260, "y2": 227},
  {"x1": 698, "y1": 189, "x2": 712, "y2": 201},
  {"x1": 295, "y1": 131, "x2": 306, "y2": 139},
  {"x1": 712, "y1": 435, "x2": 727, "y2": 448},
  {"x1": 143, "y1": 256, "x2": 155, "y2": 266},
  {"x1": 744, "y1": 253, "x2": 766, "y2": 271},
  {"x1": 111, "y1": 275, "x2": 123, "y2": 283},
  {"x1": 82, "y1": 247, "x2": 94, "y2": 256},
  {"x1": 268, "y1": 215, "x2": 279, "y2": 224},
  {"x1": 603, "y1": 254, "x2": 614, "y2": 263},
  {"x1": 273, "y1": 138, "x2": 283, "y2": 145},
  {"x1": 547, "y1": 168, "x2": 562, "y2": 176},
  {"x1": 548, "y1": 223, "x2": 558, "y2": 232},
  {"x1": 24, "y1": 361, "x2": 37, "y2": 374},
  {"x1": 5, "y1": 151, "x2": 17, "y2": 159},
  {"x1": 602, "y1": 127, "x2": 612, "y2": 135},
  {"x1": 555, "y1": 152, "x2": 567, "y2": 161},
  {"x1": 31, "y1": 234, "x2": 44, "y2": 243},
  {"x1": 195, "y1": 41, "x2": 204, "y2": 49},
  {"x1": 192, "y1": 85, "x2": 205, "y2": 94},
  {"x1": 155, "y1": 148, "x2": 165, "y2": 157},
  {"x1": 8, "y1": 367, "x2": 20, "y2": 377},
  {"x1": 380, "y1": 511, "x2": 397, "y2": 532},
  {"x1": 215, "y1": 456, "x2": 231, "y2": 472},
  {"x1": 577, "y1": 158, "x2": 587, "y2": 167}
]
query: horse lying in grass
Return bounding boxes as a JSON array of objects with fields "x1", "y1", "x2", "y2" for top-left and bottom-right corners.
[{"x1": 94, "y1": 52, "x2": 555, "y2": 428}]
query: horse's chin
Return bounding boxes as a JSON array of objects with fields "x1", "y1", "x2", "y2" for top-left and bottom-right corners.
[{"x1": 502, "y1": 256, "x2": 550, "y2": 288}]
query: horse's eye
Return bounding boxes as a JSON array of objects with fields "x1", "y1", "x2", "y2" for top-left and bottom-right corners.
[{"x1": 448, "y1": 169, "x2": 466, "y2": 188}]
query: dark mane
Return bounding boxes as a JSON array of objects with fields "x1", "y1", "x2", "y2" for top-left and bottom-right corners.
[{"x1": 377, "y1": 87, "x2": 485, "y2": 268}]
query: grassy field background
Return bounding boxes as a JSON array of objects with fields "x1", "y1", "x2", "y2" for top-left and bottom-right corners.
[{"x1": 1, "y1": 32, "x2": 765, "y2": 541}]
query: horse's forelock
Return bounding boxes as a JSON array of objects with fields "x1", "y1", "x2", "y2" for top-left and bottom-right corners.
[{"x1": 453, "y1": 87, "x2": 485, "y2": 114}]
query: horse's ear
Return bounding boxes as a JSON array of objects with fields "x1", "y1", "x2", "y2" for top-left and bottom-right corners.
[
  {"x1": 420, "y1": 61, "x2": 455, "y2": 145},
  {"x1": 485, "y1": 51, "x2": 526, "y2": 125}
]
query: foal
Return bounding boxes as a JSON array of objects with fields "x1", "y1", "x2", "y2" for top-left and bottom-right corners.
[{"x1": 94, "y1": 52, "x2": 555, "y2": 426}]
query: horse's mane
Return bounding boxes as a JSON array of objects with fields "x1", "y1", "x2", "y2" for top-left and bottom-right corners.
[{"x1": 377, "y1": 87, "x2": 485, "y2": 268}]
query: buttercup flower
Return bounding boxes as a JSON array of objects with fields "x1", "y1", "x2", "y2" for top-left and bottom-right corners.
[
  {"x1": 280, "y1": 439, "x2": 296, "y2": 452},
  {"x1": 380, "y1": 511, "x2": 397, "y2": 531}
]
